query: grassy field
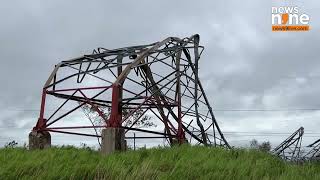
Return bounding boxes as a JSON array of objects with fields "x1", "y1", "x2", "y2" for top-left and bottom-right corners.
[{"x1": 1, "y1": 145, "x2": 320, "y2": 179}]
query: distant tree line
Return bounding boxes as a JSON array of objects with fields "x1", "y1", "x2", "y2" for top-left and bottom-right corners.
[{"x1": 249, "y1": 139, "x2": 271, "y2": 152}]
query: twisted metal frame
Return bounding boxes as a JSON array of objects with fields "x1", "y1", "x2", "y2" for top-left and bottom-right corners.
[
  {"x1": 31, "y1": 34, "x2": 230, "y2": 148},
  {"x1": 272, "y1": 127, "x2": 304, "y2": 161},
  {"x1": 303, "y1": 138, "x2": 320, "y2": 161}
]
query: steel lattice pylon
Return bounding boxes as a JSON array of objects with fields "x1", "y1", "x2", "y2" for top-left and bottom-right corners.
[
  {"x1": 31, "y1": 34, "x2": 230, "y2": 148},
  {"x1": 304, "y1": 139, "x2": 320, "y2": 161},
  {"x1": 272, "y1": 127, "x2": 304, "y2": 161}
]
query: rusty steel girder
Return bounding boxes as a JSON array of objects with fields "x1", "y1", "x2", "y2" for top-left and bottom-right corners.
[{"x1": 31, "y1": 34, "x2": 230, "y2": 148}]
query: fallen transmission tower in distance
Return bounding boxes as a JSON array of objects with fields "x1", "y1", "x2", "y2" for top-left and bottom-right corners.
[
  {"x1": 303, "y1": 139, "x2": 320, "y2": 161},
  {"x1": 272, "y1": 127, "x2": 304, "y2": 161},
  {"x1": 30, "y1": 34, "x2": 231, "y2": 149}
]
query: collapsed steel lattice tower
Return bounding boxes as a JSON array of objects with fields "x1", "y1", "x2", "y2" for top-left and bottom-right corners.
[
  {"x1": 304, "y1": 139, "x2": 320, "y2": 161},
  {"x1": 31, "y1": 34, "x2": 230, "y2": 148},
  {"x1": 272, "y1": 127, "x2": 304, "y2": 161}
]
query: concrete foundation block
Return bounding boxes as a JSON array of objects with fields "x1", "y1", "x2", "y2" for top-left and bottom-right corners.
[
  {"x1": 101, "y1": 128, "x2": 126, "y2": 155},
  {"x1": 29, "y1": 131, "x2": 51, "y2": 150}
]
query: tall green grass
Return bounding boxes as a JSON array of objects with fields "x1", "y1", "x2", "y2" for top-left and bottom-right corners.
[{"x1": 1, "y1": 145, "x2": 320, "y2": 179}]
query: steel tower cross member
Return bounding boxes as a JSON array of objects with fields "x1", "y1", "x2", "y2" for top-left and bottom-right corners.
[
  {"x1": 304, "y1": 138, "x2": 320, "y2": 161},
  {"x1": 272, "y1": 127, "x2": 304, "y2": 161}
]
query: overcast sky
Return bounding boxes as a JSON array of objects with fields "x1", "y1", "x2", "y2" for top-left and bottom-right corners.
[{"x1": 0, "y1": 0, "x2": 319, "y2": 149}]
